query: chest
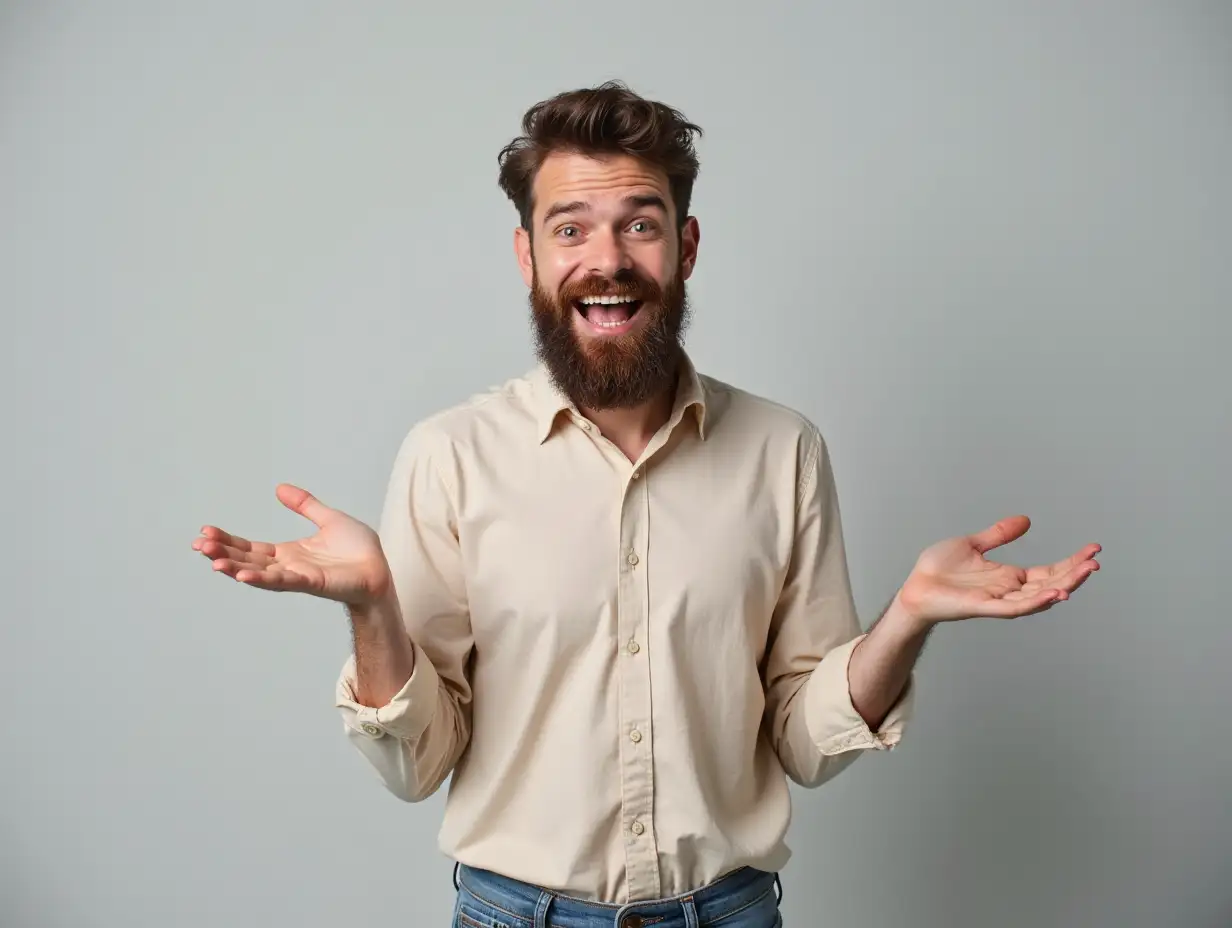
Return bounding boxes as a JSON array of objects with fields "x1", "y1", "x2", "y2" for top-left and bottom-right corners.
[{"x1": 455, "y1": 432, "x2": 798, "y2": 663}]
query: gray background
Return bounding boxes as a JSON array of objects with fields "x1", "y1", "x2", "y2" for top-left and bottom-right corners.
[{"x1": 3, "y1": 2, "x2": 1229, "y2": 926}]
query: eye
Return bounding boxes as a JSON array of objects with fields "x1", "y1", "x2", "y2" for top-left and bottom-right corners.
[
  {"x1": 556, "y1": 225, "x2": 580, "y2": 240},
  {"x1": 629, "y1": 220, "x2": 655, "y2": 234}
]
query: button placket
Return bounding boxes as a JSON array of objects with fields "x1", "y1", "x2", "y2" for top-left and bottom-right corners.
[{"x1": 615, "y1": 466, "x2": 658, "y2": 898}]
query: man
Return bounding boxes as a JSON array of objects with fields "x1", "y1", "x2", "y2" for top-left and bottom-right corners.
[{"x1": 192, "y1": 82, "x2": 1100, "y2": 927}]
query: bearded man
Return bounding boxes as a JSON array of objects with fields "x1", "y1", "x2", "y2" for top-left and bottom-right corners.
[{"x1": 193, "y1": 81, "x2": 1100, "y2": 928}]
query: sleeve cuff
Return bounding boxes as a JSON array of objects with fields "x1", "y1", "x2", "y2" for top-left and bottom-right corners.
[
  {"x1": 334, "y1": 637, "x2": 441, "y2": 742},
  {"x1": 805, "y1": 634, "x2": 914, "y2": 755}
]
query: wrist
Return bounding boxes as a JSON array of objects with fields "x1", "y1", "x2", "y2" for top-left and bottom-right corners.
[
  {"x1": 882, "y1": 590, "x2": 934, "y2": 639},
  {"x1": 346, "y1": 585, "x2": 400, "y2": 625}
]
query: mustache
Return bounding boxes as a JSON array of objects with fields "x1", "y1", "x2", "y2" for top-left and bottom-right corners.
[{"x1": 556, "y1": 272, "x2": 662, "y2": 305}]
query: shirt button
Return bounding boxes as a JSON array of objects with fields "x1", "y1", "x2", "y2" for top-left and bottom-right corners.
[
  {"x1": 629, "y1": 729, "x2": 642, "y2": 743},
  {"x1": 631, "y1": 821, "x2": 645, "y2": 836},
  {"x1": 631, "y1": 469, "x2": 641, "y2": 479},
  {"x1": 626, "y1": 551, "x2": 639, "y2": 566},
  {"x1": 579, "y1": 420, "x2": 592, "y2": 431},
  {"x1": 360, "y1": 722, "x2": 382, "y2": 737},
  {"x1": 626, "y1": 640, "x2": 640, "y2": 654}
]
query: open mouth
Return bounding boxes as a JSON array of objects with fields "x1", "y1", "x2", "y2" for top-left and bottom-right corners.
[{"x1": 573, "y1": 295, "x2": 645, "y2": 331}]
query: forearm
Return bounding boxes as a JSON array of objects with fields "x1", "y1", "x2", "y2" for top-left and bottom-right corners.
[
  {"x1": 348, "y1": 590, "x2": 416, "y2": 708},
  {"x1": 337, "y1": 589, "x2": 471, "y2": 802},
  {"x1": 848, "y1": 592, "x2": 931, "y2": 731}
]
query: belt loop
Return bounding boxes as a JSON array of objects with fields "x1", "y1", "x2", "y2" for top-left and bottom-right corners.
[
  {"x1": 533, "y1": 888, "x2": 554, "y2": 928},
  {"x1": 452, "y1": 861, "x2": 461, "y2": 892},
  {"x1": 681, "y1": 893, "x2": 700, "y2": 928},
  {"x1": 774, "y1": 872, "x2": 783, "y2": 904}
]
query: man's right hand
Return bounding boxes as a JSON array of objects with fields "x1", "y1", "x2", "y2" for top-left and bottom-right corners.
[{"x1": 192, "y1": 484, "x2": 394, "y2": 607}]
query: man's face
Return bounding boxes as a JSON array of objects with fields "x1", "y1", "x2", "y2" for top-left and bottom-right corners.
[{"x1": 515, "y1": 151, "x2": 700, "y2": 411}]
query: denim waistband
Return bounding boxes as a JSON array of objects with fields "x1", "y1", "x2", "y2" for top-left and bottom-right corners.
[{"x1": 454, "y1": 861, "x2": 782, "y2": 927}]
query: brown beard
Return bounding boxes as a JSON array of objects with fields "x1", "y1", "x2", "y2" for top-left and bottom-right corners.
[{"x1": 529, "y1": 261, "x2": 691, "y2": 411}]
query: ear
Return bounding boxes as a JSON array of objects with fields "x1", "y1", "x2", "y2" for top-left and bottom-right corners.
[
  {"x1": 679, "y1": 216, "x2": 700, "y2": 280},
  {"x1": 514, "y1": 226, "x2": 534, "y2": 288}
]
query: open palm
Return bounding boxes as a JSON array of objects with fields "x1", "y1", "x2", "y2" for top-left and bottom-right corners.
[
  {"x1": 899, "y1": 515, "x2": 1100, "y2": 622},
  {"x1": 192, "y1": 484, "x2": 393, "y2": 606}
]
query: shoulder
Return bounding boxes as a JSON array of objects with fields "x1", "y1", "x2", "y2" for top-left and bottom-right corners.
[
  {"x1": 698, "y1": 371, "x2": 837, "y2": 505},
  {"x1": 387, "y1": 369, "x2": 540, "y2": 467},
  {"x1": 700, "y1": 371, "x2": 825, "y2": 448}
]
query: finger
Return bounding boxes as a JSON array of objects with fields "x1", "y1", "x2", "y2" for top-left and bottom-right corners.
[
  {"x1": 1028, "y1": 543, "x2": 1103, "y2": 581},
  {"x1": 209, "y1": 557, "x2": 250, "y2": 579},
  {"x1": 1020, "y1": 558, "x2": 1096, "y2": 594},
  {"x1": 1061, "y1": 560, "x2": 1100, "y2": 594},
  {"x1": 1039, "y1": 559, "x2": 1100, "y2": 594},
  {"x1": 969, "y1": 515, "x2": 1032, "y2": 554},
  {"x1": 196, "y1": 538, "x2": 273, "y2": 569},
  {"x1": 1073, "y1": 542, "x2": 1102, "y2": 564},
  {"x1": 210, "y1": 558, "x2": 312, "y2": 592},
  {"x1": 1008, "y1": 598, "x2": 1064, "y2": 618},
  {"x1": 980, "y1": 588, "x2": 1062, "y2": 618},
  {"x1": 195, "y1": 526, "x2": 277, "y2": 557},
  {"x1": 234, "y1": 565, "x2": 319, "y2": 594},
  {"x1": 275, "y1": 484, "x2": 334, "y2": 528}
]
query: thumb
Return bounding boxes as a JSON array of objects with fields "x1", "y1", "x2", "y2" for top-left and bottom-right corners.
[
  {"x1": 275, "y1": 483, "x2": 334, "y2": 528},
  {"x1": 969, "y1": 514, "x2": 1032, "y2": 554}
]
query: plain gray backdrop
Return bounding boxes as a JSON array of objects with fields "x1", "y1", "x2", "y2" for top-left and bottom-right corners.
[{"x1": 3, "y1": 2, "x2": 1230, "y2": 926}]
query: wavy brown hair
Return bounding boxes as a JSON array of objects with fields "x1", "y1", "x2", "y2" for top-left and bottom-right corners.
[{"x1": 497, "y1": 80, "x2": 703, "y2": 234}]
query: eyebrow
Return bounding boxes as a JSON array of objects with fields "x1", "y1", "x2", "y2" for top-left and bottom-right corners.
[{"x1": 540, "y1": 194, "x2": 670, "y2": 226}]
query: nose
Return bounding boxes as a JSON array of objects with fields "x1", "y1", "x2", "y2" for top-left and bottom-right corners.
[{"x1": 585, "y1": 227, "x2": 633, "y2": 280}]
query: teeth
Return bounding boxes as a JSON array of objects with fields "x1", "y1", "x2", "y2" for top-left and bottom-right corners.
[{"x1": 579, "y1": 295, "x2": 636, "y2": 305}]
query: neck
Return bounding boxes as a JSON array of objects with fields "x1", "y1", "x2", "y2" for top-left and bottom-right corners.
[{"x1": 580, "y1": 381, "x2": 677, "y2": 464}]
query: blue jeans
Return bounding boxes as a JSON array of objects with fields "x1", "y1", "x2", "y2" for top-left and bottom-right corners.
[{"x1": 451, "y1": 861, "x2": 783, "y2": 927}]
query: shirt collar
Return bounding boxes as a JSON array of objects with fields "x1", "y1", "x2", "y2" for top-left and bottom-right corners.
[{"x1": 530, "y1": 353, "x2": 709, "y2": 445}]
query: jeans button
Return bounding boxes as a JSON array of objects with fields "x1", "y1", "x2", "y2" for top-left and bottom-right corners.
[{"x1": 621, "y1": 917, "x2": 644, "y2": 928}]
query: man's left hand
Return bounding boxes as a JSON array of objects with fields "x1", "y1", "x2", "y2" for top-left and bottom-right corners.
[{"x1": 896, "y1": 515, "x2": 1101, "y2": 627}]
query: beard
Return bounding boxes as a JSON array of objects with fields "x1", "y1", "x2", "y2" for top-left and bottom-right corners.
[{"x1": 529, "y1": 260, "x2": 691, "y2": 411}]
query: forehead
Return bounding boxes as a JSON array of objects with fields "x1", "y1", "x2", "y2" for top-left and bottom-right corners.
[{"x1": 531, "y1": 151, "x2": 672, "y2": 223}]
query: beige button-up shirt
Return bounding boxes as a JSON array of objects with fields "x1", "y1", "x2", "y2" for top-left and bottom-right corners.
[{"x1": 335, "y1": 354, "x2": 913, "y2": 903}]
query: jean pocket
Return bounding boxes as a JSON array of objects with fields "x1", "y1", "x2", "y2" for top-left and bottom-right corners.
[
  {"x1": 707, "y1": 882, "x2": 781, "y2": 927},
  {"x1": 457, "y1": 911, "x2": 515, "y2": 928},
  {"x1": 454, "y1": 886, "x2": 523, "y2": 928}
]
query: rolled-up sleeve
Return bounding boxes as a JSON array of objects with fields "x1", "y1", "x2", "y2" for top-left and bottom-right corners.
[
  {"x1": 334, "y1": 422, "x2": 473, "y2": 802},
  {"x1": 763, "y1": 426, "x2": 914, "y2": 789}
]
